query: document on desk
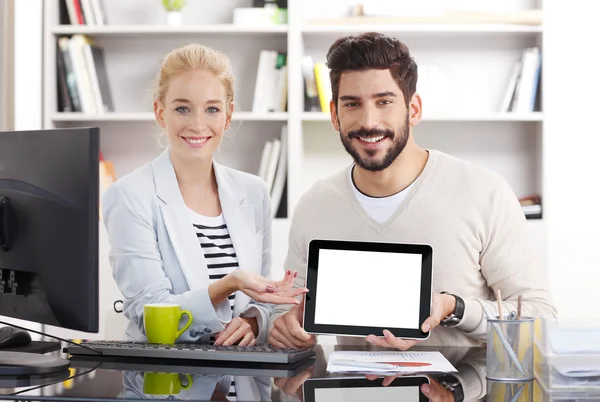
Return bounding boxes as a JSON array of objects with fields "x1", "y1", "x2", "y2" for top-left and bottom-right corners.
[{"x1": 326, "y1": 351, "x2": 457, "y2": 373}]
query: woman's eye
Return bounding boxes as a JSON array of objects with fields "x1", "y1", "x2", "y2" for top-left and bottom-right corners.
[
  {"x1": 207, "y1": 107, "x2": 219, "y2": 113},
  {"x1": 175, "y1": 106, "x2": 189, "y2": 113}
]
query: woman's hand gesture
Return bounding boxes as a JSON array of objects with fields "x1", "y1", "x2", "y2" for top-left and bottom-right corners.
[{"x1": 232, "y1": 269, "x2": 307, "y2": 305}]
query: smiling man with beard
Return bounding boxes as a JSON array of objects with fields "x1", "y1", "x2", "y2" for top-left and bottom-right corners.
[{"x1": 267, "y1": 32, "x2": 556, "y2": 350}]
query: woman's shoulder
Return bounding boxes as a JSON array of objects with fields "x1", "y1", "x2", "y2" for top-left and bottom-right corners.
[
  {"x1": 102, "y1": 162, "x2": 155, "y2": 208},
  {"x1": 216, "y1": 163, "x2": 268, "y2": 196}
]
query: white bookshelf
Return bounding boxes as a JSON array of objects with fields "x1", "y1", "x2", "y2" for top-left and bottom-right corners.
[
  {"x1": 301, "y1": 112, "x2": 543, "y2": 122},
  {"x1": 41, "y1": 0, "x2": 545, "y2": 340},
  {"x1": 301, "y1": 23, "x2": 542, "y2": 35},
  {"x1": 50, "y1": 111, "x2": 289, "y2": 122},
  {"x1": 50, "y1": 24, "x2": 289, "y2": 35}
]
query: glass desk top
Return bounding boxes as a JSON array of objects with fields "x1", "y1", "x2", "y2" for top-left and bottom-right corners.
[{"x1": 0, "y1": 344, "x2": 583, "y2": 401}]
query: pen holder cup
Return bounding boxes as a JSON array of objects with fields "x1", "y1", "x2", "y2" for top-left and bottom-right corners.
[
  {"x1": 487, "y1": 379, "x2": 534, "y2": 401},
  {"x1": 486, "y1": 316, "x2": 535, "y2": 382}
]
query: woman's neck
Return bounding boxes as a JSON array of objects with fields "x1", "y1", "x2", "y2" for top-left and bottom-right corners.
[{"x1": 171, "y1": 154, "x2": 216, "y2": 192}]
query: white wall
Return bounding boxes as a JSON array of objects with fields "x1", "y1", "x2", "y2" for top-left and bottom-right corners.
[{"x1": 543, "y1": 0, "x2": 600, "y2": 319}]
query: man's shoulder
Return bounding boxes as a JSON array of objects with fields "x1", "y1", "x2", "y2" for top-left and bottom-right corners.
[
  {"x1": 432, "y1": 150, "x2": 508, "y2": 189},
  {"x1": 295, "y1": 168, "x2": 349, "y2": 210}
]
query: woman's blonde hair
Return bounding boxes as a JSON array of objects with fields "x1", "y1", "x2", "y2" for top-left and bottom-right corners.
[{"x1": 152, "y1": 43, "x2": 235, "y2": 108}]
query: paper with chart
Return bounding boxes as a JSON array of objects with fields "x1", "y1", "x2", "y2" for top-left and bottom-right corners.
[{"x1": 327, "y1": 351, "x2": 457, "y2": 373}]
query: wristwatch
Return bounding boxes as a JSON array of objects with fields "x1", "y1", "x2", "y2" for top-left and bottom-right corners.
[
  {"x1": 439, "y1": 291, "x2": 465, "y2": 328},
  {"x1": 433, "y1": 373, "x2": 464, "y2": 402}
]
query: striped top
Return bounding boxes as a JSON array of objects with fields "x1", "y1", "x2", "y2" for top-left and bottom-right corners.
[
  {"x1": 214, "y1": 376, "x2": 236, "y2": 401},
  {"x1": 188, "y1": 209, "x2": 238, "y2": 313}
]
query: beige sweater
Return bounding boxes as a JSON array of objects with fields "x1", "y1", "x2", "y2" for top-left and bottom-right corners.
[{"x1": 269, "y1": 150, "x2": 557, "y2": 347}]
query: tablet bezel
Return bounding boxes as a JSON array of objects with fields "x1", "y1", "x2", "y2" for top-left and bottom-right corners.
[
  {"x1": 303, "y1": 239, "x2": 433, "y2": 340},
  {"x1": 302, "y1": 376, "x2": 430, "y2": 402}
]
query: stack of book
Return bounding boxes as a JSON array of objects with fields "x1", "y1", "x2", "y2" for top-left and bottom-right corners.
[
  {"x1": 252, "y1": 51, "x2": 288, "y2": 113},
  {"x1": 61, "y1": 0, "x2": 108, "y2": 26},
  {"x1": 500, "y1": 47, "x2": 542, "y2": 113},
  {"x1": 301, "y1": 56, "x2": 331, "y2": 113},
  {"x1": 519, "y1": 195, "x2": 542, "y2": 219},
  {"x1": 56, "y1": 34, "x2": 114, "y2": 114},
  {"x1": 257, "y1": 126, "x2": 287, "y2": 218}
]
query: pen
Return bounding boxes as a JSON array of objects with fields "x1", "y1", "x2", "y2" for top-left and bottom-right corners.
[{"x1": 331, "y1": 359, "x2": 431, "y2": 370}]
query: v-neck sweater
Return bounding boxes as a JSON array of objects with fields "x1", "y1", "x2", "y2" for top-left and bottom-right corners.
[{"x1": 269, "y1": 149, "x2": 556, "y2": 347}]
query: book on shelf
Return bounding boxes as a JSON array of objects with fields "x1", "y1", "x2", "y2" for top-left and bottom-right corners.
[
  {"x1": 302, "y1": 56, "x2": 332, "y2": 114},
  {"x1": 257, "y1": 125, "x2": 287, "y2": 218},
  {"x1": 56, "y1": 34, "x2": 114, "y2": 114},
  {"x1": 252, "y1": 51, "x2": 288, "y2": 113},
  {"x1": 500, "y1": 47, "x2": 542, "y2": 113},
  {"x1": 520, "y1": 194, "x2": 542, "y2": 220},
  {"x1": 60, "y1": 0, "x2": 108, "y2": 26},
  {"x1": 99, "y1": 152, "x2": 116, "y2": 221}
]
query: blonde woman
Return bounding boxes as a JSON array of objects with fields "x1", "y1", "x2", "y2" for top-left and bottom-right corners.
[{"x1": 102, "y1": 44, "x2": 306, "y2": 347}]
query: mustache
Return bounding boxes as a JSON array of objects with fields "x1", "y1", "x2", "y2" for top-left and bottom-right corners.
[{"x1": 347, "y1": 127, "x2": 394, "y2": 140}]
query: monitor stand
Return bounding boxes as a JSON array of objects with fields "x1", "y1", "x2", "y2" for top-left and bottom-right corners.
[{"x1": 0, "y1": 351, "x2": 70, "y2": 376}]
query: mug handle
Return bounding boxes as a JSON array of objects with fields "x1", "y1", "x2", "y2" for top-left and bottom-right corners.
[
  {"x1": 180, "y1": 373, "x2": 193, "y2": 390},
  {"x1": 175, "y1": 309, "x2": 193, "y2": 340}
]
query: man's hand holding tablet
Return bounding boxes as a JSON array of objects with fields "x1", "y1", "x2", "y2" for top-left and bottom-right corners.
[{"x1": 365, "y1": 293, "x2": 457, "y2": 350}]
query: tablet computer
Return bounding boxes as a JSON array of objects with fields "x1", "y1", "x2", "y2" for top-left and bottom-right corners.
[
  {"x1": 303, "y1": 239, "x2": 433, "y2": 340},
  {"x1": 302, "y1": 376, "x2": 430, "y2": 402}
]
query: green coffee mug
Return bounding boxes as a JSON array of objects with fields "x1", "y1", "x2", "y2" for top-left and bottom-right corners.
[
  {"x1": 143, "y1": 303, "x2": 193, "y2": 344},
  {"x1": 143, "y1": 372, "x2": 193, "y2": 395}
]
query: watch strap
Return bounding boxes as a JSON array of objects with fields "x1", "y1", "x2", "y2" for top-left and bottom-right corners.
[{"x1": 440, "y1": 292, "x2": 465, "y2": 327}]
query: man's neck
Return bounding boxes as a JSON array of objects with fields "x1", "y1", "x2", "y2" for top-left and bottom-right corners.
[{"x1": 352, "y1": 144, "x2": 429, "y2": 198}]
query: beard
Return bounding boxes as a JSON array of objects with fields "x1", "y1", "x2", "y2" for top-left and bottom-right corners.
[{"x1": 340, "y1": 115, "x2": 410, "y2": 172}]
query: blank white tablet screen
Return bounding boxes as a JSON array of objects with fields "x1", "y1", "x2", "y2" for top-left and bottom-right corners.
[{"x1": 314, "y1": 249, "x2": 422, "y2": 329}]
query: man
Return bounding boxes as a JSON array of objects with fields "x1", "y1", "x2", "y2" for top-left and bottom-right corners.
[{"x1": 268, "y1": 32, "x2": 556, "y2": 349}]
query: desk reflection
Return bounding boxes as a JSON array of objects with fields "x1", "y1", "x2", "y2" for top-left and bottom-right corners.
[
  {"x1": 271, "y1": 345, "x2": 488, "y2": 402},
  {"x1": 119, "y1": 370, "x2": 273, "y2": 400}
]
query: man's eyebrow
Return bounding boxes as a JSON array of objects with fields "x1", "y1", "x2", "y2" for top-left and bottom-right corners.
[
  {"x1": 373, "y1": 91, "x2": 397, "y2": 98},
  {"x1": 339, "y1": 92, "x2": 398, "y2": 101}
]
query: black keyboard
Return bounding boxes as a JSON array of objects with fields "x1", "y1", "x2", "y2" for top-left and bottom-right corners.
[{"x1": 66, "y1": 341, "x2": 315, "y2": 364}]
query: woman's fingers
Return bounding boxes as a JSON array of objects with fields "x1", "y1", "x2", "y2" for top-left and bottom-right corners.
[
  {"x1": 251, "y1": 292, "x2": 301, "y2": 305},
  {"x1": 221, "y1": 325, "x2": 249, "y2": 346},
  {"x1": 238, "y1": 332, "x2": 255, "y2": 347}
]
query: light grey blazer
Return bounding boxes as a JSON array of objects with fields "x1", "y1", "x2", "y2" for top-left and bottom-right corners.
[{"x1": 102, "y1": 148, "x2": 274, "y2": 344}]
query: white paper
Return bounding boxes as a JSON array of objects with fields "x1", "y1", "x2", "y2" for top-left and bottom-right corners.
[{"x1": 327, "y1": 351, "x2": 457, "y2": 374}]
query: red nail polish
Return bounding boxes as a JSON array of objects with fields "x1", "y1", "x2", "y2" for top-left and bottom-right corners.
[
  {"x1": 294, "y1": 272, "x2": 298, "y2": 277},
  {"x1": 287, "y1": 270, "x2": 291, "y2": 275}
]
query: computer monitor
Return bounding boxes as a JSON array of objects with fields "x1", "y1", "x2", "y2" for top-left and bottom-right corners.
[{"x1": 0, "y1": 127, "x2": 100, "y2": 375}]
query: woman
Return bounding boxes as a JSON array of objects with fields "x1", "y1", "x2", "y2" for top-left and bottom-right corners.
[{"x1": 102, "y1": 43, "x2": 306, "y2": 346}]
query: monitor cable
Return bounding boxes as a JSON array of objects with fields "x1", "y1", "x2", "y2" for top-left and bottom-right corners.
[{"x1": 0, "y1": 319, "x2": 102, "y2": 355}]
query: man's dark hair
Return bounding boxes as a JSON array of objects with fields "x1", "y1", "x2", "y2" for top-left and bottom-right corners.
[{"x1": 326, "y1": 32, "x2": 418, "y2": 107}]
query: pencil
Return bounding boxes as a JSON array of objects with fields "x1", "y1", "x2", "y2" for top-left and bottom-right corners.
[
  {"x1": 496, "y1": 289, "x2": 503, "y2": 319},
  {"x1": 517, "y1": 295, "x2": 523, "y2": 320}
]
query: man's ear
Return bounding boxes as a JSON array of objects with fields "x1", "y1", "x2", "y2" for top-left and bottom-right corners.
[
  {"x1": 330, "y1": 100, "x2": 340, "y2": 131},
  {"x1": 408, "y1": 93, "x2": 422, "y2": 127},
  {"x1": 153, "y1": 100, "x2": 166, "y2": 128}
]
